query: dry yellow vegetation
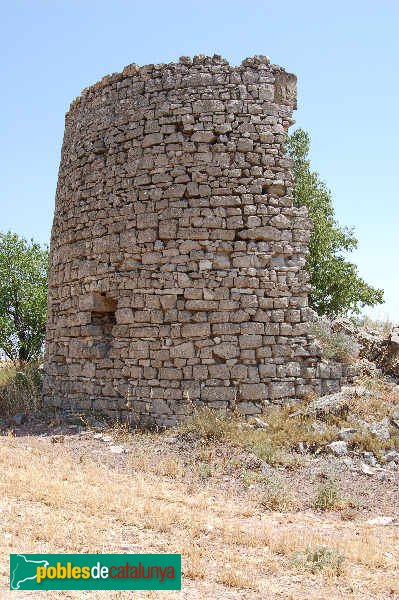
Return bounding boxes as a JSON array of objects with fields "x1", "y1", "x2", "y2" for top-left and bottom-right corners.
[{"x1": 0, "y1": 430, "x2": 398, "y2": 600}]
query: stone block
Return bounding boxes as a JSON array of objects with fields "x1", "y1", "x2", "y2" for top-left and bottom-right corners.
[
  {"x1": 185, "y1": 300, "x2": 219, "y2": 311},
  {"x1": 142, "y1": 253, "x2": 161, "y2": 265},
  {"x1": 236, "y1": 402, "x2": 262, "y2": 415},
  {"x1": 137, "y1": 213, "x2": 158, "y2": 229},
  {"x1": 269, "y1": 382, "x2": 295, "y2": 399},
  {"x1": 159, "y1": 295, "x2": 177, "y2": 310},
  {"x1": 237, "y1": 227, "x2": 280, "y2": 241},
  {"x1": 240, "y1": 383, "x2": 267, "y2": 400},
  {"x1": 170, "y1": 341, "x2": 195, "y2": 358},
  {"x1": 239, "y1": 334, "x2": 263, "y2": 349},
  {"x1": 213, "y1": 342, "x2": 239, "y2": 360},
  {"x1": 159, "y1": 221, "x2": 177, "y2": 239},
  {"x1": 159, "y1": 368, "x2": 183, "y2": 380},
  {"x1": 116, "y1": 308, "x2": 134, "y2": 324},
  {"x1": 259, "y1": 363, "x2": 277, "y2": 378},
  {"x1": 201, "y1": 386, "x2": 236, "y2": 401},
  {"x1": 208, "y1": 364, "x2": 230, "y2": 379},
  {"x1": 129, "y1": 340, "x2": 149, "y2": 359},
  {"x1": 181, "y1": 323, "x2": 211, "y2": 337},
  {"x1": 142, "y1": 133, "x2": 163, "y2": 147},
  {"x1": 193, "y1": 99, "x2": 224, "y2": 114}
]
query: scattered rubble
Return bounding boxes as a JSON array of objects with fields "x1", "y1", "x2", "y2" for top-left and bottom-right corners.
[
  {"x1": 290, "y1": 385, "x2": 377, "y2": 419},
  {"x1": 332, "y1": 318, "x2": 399, "y2": 379}
]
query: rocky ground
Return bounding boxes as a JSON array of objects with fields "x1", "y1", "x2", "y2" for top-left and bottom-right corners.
[
  {"x1": 3, "y1": 401, "x2": 399, "y2": 521},
  {"x1": 1, "y1": 374, "x2": 399, "y2": 599},
  {"x1": 1, "y1": 319, "x2": 399, "y2": 598}
]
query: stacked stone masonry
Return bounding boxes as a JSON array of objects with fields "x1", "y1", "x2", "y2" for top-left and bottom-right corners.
[{"x1": 43, "y1": 55, "x2": 346, "y2": 426}]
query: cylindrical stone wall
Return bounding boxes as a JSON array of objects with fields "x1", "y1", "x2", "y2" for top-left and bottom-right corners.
[{"x1": 43, "y1": 54, "x2": 342, "y2": 426}]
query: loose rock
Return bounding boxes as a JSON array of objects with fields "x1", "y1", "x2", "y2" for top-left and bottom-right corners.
[{"x1": 326, "y1": 440, "x2": 348, "y2": 457}]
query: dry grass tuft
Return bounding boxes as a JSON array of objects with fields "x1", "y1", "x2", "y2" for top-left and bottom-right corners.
[
  {"x1": 354, "y1": 315, "x2": 394, "y2": 336},
  {"x1": 313, "y1": 478, "x2": 343, "y2": 511},
  {"x1": 0, "y1": 361, "x2": 42, "y2": 416},
  {"x1": 257, "y1": 475, "x2": 295, "y2": 511},
  {"x1": 291, "y1": 545, "x2": 346, "y2": 576}
]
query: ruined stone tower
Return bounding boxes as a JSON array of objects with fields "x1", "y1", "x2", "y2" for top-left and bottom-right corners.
[{"x1": 43, "y1": 55, "x2": 344, "y2": 425}]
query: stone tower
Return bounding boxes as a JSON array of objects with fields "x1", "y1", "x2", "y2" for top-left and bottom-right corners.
[{"x1": 43, "y1": 55, "x2": 343, "y2": 426}]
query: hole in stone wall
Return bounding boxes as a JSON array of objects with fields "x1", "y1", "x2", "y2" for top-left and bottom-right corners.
[
  {"x1": 91, "y1": 310, "x2": 116, "y2": 333},
  {"x1": 89, "y1": 294, "x2": 117, "y2": 359}
]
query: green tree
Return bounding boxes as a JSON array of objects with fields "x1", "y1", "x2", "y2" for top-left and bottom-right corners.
[
  {"x1": 0, "y1": 231, "x2": 48, "y2": 362},
  {"x1": 287, "y1": 129, "x2": 383, "y2": 317}
]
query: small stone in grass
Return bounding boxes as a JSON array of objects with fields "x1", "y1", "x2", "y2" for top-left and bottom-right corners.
[
  {"x1": 326, "y1": 440, "x2": 348, "y2": 456},
  {"x1": 109, "y1": 445, "x2": 125, "y2": 454},
  {"x1": 367, "y1": 516, "x2": 395, "y2": 526}
]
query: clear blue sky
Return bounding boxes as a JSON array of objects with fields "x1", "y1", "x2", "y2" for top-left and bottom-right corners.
[{"x1": 1, "y1": 1, "x2": 398, "y2": 322}]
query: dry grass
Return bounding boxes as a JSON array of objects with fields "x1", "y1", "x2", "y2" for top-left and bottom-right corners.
[
  {"x1": 313, "y1": 478, "x2": 346, "y2": 511},
  {"x1": 0, "y1": 434, "x2": 398, "y2": 599},
  {"x1": 178, "y1": 404, "x2": 335, "y2": 463},
  {"x1": 177, "y1": 390, "x2": 399, "y2": 464},
  {"x1": 291, "y1": 545, "x2": 346, "y2": 577},
  {"x1": 354, "y1": 315, "x2": 394, "y2": 336},
  {"x1": 256, "y1": 474, "x2": 295, "y2": 511},
  {"x1": 0, "y1": 361, "x2": 42, "y2": 416}
]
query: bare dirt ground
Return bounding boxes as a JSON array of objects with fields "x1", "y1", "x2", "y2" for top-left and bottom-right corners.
[{"x1": 1, "y1": 414, "x2": 399, "y2": 600}]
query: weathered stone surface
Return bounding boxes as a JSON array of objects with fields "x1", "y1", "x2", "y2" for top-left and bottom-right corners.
[
  {"x1": 240, "y1": 383, "x2": 267, "y2": 400},
  {"x1": 170, "y1": 341, "x2": 195, "y2": 359},
  {"x1": 269, "y1": 382, "x2": 295, "y2": 399},
  {"x1": 159, "y1": 295, "x2": 177, "y2": 310},
  {"x1": 181, "y1": 323, "x2": 211, "y2": 338},
  {"x1": 368, "y1": 418, "x2": 391, "y2": 441},
  {"x1": 142, "y1": 133, "x2": 163, "y2": 147},
  {"x1": 202, "y1": 387, "x2": 236, "y2": 402},
  {"x1": 237, "y1": 227, "x2": 280, "y2": 241},
  {"x1": 43, "y1": 54, "x2": 340, "y2": 426},
  {"x1": 213, "y1": 342, "x2": 239, "y2": 360},
  {"x1": 326, "y1": 440, "x2": 348, "y2": 456},
  {"x1": 239, "y1": 334, "x2": 263, "y2": 349}
]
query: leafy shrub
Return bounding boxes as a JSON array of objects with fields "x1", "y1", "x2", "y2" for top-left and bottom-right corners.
[
  {"x1": 0, "y1": 231, "x2": 48, "y2": 361},
  {"x1": 288, "y1": 129, "x2": 383, "y2": 317},
  {"x1": 309, "y1": 319, "x2": 358, "y2": 363}
]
